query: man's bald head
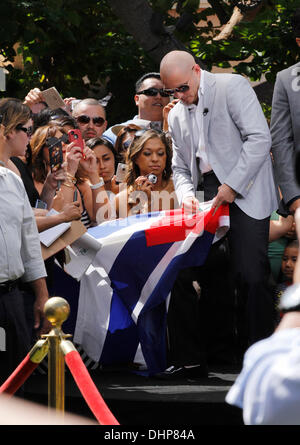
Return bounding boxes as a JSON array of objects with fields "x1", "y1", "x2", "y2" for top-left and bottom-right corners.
[
  {"x1": 160, "y1": 51, "x2": 195, "y2": 80},
  {"x1": 160, "y1": 51, "x2": 201, "y2": 106}
]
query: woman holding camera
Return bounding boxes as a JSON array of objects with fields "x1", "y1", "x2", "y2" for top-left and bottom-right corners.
[{"x1": 115, "y1": 129, "x2": 178, "y2": 218}]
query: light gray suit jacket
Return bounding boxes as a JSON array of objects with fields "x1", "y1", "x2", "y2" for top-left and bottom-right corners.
[
  {"x1": 169, "y1": 71, "x2": 279, "y2": 220},
  {"x1": 271, "y1": 62, "x2": 300, "y2": 206}
]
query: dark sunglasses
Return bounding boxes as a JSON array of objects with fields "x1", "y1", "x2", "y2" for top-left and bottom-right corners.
[
  {"x1": 163, "y1": 84, "x2": 190, "y2": 96},
  {"x1": 76, "y1": 115, "x2": 105, "y2": 126},
  {"x1": 133, "y1": 129, "x2": 165, "y2": 140},
  {"x1": 45, "y1": 133, "x2": 69, "y2": 149},
  {"x1": 16, "y1": 124, "x2": 33, "y2": 136},
  {"x1": 136, "y1": 87, "x2": 170, "y2": 98}
]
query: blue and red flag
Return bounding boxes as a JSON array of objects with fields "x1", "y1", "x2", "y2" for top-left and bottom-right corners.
[{"x1": 74, "y1": 202, "x2": 229, "y2": 374}]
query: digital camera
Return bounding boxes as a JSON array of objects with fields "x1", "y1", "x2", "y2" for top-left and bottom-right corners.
[{"x1": 147, "y1": 173, "x2": 157, "y2": 184}]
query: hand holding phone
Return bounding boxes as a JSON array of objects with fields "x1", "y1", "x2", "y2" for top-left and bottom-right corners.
[
  {"x1": 68, "y1": 129, "x2": 85, "y2": 157},
  {"x1": 115, "y1": 163, "x2": 128, "y2": 183},
  {"x1": 48, "y1": 138, "x2": 63, "y2": 173},
  {"x1": 41, "y1": 87, "x2": 66, "y2": 110}
]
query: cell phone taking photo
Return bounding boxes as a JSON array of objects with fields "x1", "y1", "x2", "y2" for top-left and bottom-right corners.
[
  {"x1": 47, "y1": 137, "x2": 63, "y2": 173},
  {"x1": 68, "y1": 129, "x2": 84, "y2": 157},
  {"x1": 115, "y1": 163, "x2": 128, "y2": 183}
]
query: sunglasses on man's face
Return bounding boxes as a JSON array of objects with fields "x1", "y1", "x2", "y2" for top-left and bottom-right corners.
[
  {"x1": 136, "y1": 87, "x2": 170, "y2": 98},
  {"x1": 163, "y1": 84, "x2": 190, "y2": 96},
  {"x1": 76, "y1": 115, "x2": 105, "y2": 126},
  {"x1": 16, "y1": 124, "x2": 33, "y2": 137}
]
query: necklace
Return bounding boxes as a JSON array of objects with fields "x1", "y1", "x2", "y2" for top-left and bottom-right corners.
[{"x1": 0, "y1": 160, "x2": 6, "y2": 167}]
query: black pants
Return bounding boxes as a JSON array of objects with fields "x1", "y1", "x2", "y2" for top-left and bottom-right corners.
[
  {"x1": 0, "y1": 286, "x2": 31, "y2": 386},
  {"x1": 167, "y1": 172, "x2": 274, "y2": 367},
  {"x1": 201, "y1": 172, "x2": 274, "y2": 358},
  {"x1": 167, "y1": 267, "x2": 207, "y2": 367}
]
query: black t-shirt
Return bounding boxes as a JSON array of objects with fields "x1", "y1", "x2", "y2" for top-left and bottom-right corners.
[{"x1": 10, "y1": 157, "x2": 40, "y2": 207}]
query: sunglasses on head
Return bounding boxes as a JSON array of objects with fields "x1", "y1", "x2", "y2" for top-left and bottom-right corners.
[
  {"x1": 136, "y1": 87, "x2": 170, "y2": 98},
  {"x1": 163, "y1": 84, "x2": 190, "y2": 96},
  {"x1": 121, "y1": 139, "x2": 133, "y2": 151},
  {"x1": 76, "y1": 115, "x2": 105, "y2": 126},
  {"x1": 133, "y1": 129, "x2": 165, "y2": 141},
  {"x1": 16, "y1": 124, "x2": 33, "y2": 137},
  {"x1": 45, "y1": 133, "x2": 69, "y2": 149}
]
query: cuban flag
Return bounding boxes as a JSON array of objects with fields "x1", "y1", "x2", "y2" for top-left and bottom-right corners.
[{"x1": 73, "y1": 201, "x2": 229, "y2": 375}]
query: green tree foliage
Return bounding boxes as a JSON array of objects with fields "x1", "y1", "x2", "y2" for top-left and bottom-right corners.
[
  {"x1": 1, "y1": 0, "x2": 156, "y2": 123},
  {"x1": 1, "y1": 0, "x2": 300, "y2": 124},
  {"x1": 191, "y1": 0, "x2": 300, "y2": 83}
]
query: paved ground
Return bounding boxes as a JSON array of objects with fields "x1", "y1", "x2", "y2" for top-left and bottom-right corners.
[{"x1": 23, "y1": 364, "x2": 244, "y2": 426}]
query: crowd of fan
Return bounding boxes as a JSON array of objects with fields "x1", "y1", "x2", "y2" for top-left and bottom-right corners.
[{"x1": 0, "y1": 43, "x2": 299, "y2": 390}]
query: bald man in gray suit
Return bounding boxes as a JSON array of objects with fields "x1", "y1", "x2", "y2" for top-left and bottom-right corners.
[
  {"x1": 271, "y1": 8, "x2": 300, "y2": 215},
  {"x1": 160, "y1": 51, "x2": 278, "y2": 369}
]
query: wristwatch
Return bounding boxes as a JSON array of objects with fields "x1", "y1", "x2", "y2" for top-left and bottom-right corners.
[
  {"x1": 90, "y1": 177, "x2": 105, "y2": 189},
  {"x1": 279, "y1": 283, "x2": 300, "y2": 313}
]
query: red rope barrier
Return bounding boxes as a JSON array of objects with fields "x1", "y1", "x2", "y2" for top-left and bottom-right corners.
[
  {"x1": 64, "y1": 350, "x2": 119, "y2": 425},
  {"x1": 0, "y1": 353, "x2": 38, "y2": 396}
]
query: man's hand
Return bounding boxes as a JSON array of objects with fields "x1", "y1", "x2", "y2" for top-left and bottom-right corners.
[
  {"x1": 289, "y1": 198, "x2": 300, "y2": 215},
  {"x1": 212, "y1": 183, "x2": 237, "y2": 213},
  {"x1": 162, "y1": 99, "x2": 179, "y2": 132},
  {"x1": 182, "y1": 196, "x2": 200, "y2": 214},
  {"x1": 34, "y1": 293, "x2": 52, "y2": 336},
  {"x1": 30, "y1": 278, "x2": 51, "y2": 337}
]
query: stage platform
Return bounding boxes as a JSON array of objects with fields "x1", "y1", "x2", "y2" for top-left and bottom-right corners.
[{"x1": 23, "y1": 364, "x2": 244, "y2": 426}]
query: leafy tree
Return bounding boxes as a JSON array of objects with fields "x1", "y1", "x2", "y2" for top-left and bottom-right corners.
[
  {"x1": 1, "y1": 0, "x2": 300, "y2": 123},
  {"x1": 1, "y1": 0, "x2": 157, "y2": 123},
  {"x1": 191, "y1": 0, "x2": 300, "y2": 83}
]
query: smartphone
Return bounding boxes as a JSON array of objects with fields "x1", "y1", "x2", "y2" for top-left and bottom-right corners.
[
  {"x1": 73, "y1": 188, "x2": 78, "y2": 202},
  {"x1": 68, "y1": 129, "x2": 84, "y2": 156},
  {"x1": 115, "y1": 162, "x2": 128, "y2": 183},
  {"x1": 35, "y1": 199, "x2": 47, "y2": 210},
  {"x1": 48, "y1": 139, "x2": 63, "y2": 173}
]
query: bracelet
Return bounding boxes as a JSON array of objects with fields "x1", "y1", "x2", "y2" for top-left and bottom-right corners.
[
  {"x1": 90, "y1": 177, "x2": 105, "y2": 189},
  {"x1": 61, "y1": 181, "x2": 74, "y2": 189},
  {"x1": 66, "y1": 172, "x2": 77, "y2": 184}
]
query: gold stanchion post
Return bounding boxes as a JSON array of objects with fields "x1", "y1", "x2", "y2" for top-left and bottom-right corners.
[{"x1": 42, "y1": 297, "x2": 72, "y2": 414}]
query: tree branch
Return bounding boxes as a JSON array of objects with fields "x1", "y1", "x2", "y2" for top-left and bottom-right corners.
[
  {"x1": 213, "y1": 2, "x2": 264, "y2": 41},
  {"x1": 206, "y1": 0, "x2": 230, "y2": 25},
  {"x1": 213, "y1": 6, "x2": 244, "y2": 41},
  {"x1": 107, "y1": 0, "x2": 206, "y2": 67}
]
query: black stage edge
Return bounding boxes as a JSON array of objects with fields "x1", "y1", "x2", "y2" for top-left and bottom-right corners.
[{"x1": 22, "y1": 364, "x2": 244, "y2": 426}]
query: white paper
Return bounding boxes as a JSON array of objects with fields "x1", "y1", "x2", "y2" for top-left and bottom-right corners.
[
  {"x1": 64, "y1": 232, "x2": 102, "y2": 280},
  {"x1": 39, "y1": 209, "x2": 71, "y2": 247}
]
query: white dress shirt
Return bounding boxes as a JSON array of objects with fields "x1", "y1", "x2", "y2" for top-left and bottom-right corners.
[
  {"x1": 187, "y1": 70, "x2": 212, "y2": 174},
  {"x1": 226, "y1": 328, "x2": 300, "y2": 425},
  {"x1": 0, "y1": 167, "x2": 46, "y2": 283}
]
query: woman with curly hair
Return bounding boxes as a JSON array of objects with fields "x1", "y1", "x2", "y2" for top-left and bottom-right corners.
[{"x1": 115, "y1": 129, "x2": 178, "y2": 218}]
